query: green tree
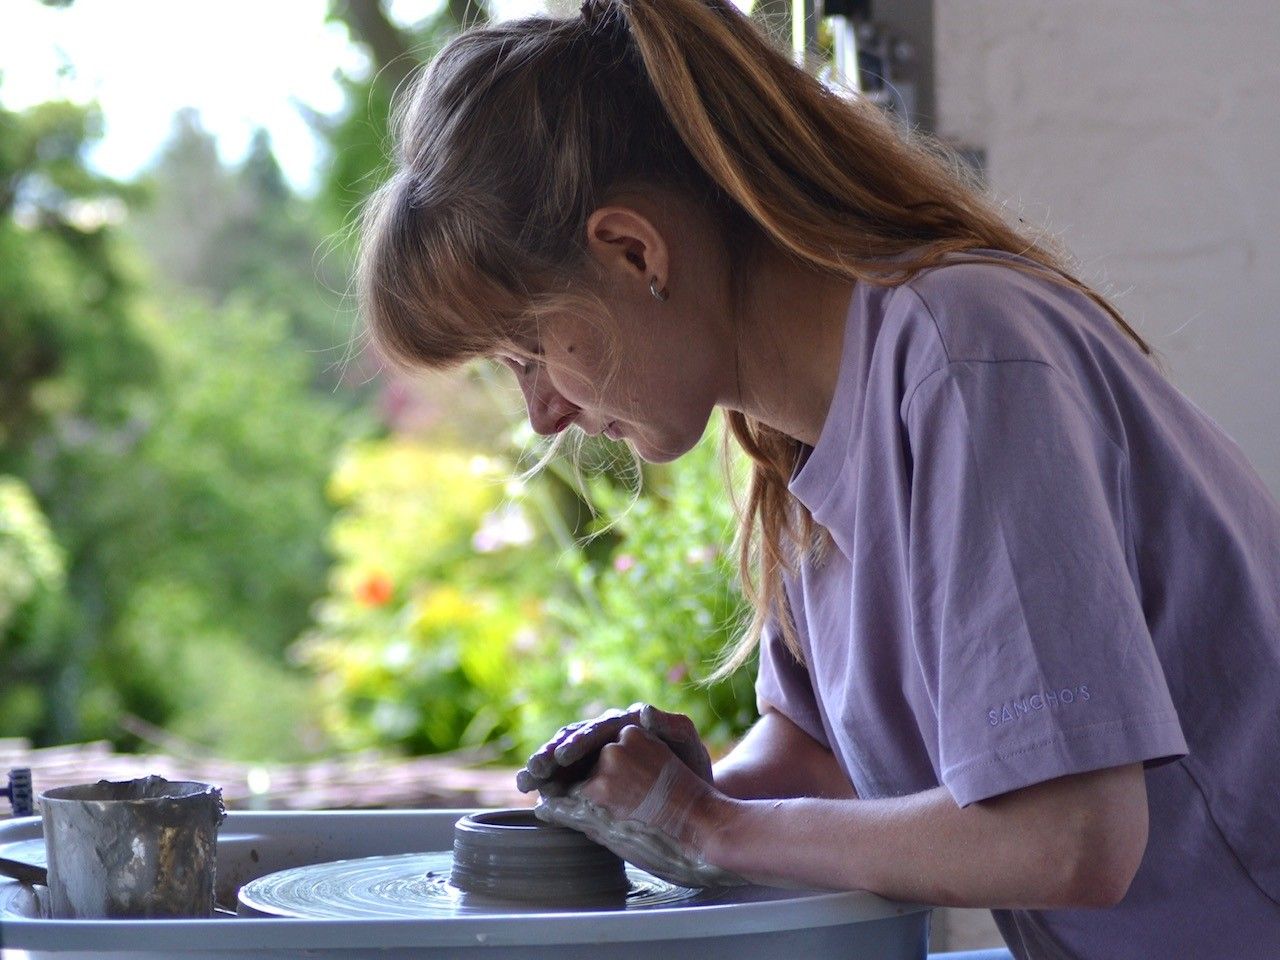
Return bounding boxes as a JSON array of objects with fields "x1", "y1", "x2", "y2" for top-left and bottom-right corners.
[
  {"x1": 0, "y1": 90, "x2": 158, "y2": 741},
  {"x1": 0, "y1": 96, "x2": 154, "y2": 462},
  {"x1": 85, "y1": 296, "x2": 356, "y2": 758},
  {"x1": 0, "y1": 85, "x2": 361, "y2": 757},
  {"x1": 130, "y1": 112, "x2": 357, "y2": 393}
]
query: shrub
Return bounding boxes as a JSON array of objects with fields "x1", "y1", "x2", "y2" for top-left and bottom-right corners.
[
  {"x1": 300, "y1": 421, "x2": 759, "y2": 761},
  {"x1": 295, "y1": 442, "x2": 558, "y2": 753},
  {"x1": 517, "y1": 425, "x2": 757, "y2": 756}
]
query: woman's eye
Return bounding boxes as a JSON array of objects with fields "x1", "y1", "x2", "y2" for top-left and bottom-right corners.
[{"x1": 499, "y1": 354, "x2": 535, "y2": 376}]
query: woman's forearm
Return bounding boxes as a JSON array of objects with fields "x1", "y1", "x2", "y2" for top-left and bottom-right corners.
[
  {"x1": 713, "y1": 709, "x2": 858, "y2": 801},
  {"x1": 703, "y1": 762, "x2": 1148, "y2": 910}
]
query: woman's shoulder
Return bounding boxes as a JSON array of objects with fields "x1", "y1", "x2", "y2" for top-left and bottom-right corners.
[{"x1": 883, "y1": 246, "x2": 1130, "y2": 374}]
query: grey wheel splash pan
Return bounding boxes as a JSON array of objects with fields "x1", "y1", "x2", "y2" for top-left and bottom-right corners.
[{"x1": 0, "y1": 809, "x2": 932, "y2": 959}]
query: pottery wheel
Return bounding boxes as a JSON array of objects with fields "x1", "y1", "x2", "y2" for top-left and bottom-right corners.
[{"x1": 237, "y1": 852, "x2": 729, "y2": 919}]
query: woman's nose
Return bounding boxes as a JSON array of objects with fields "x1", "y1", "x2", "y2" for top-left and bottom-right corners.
[{"x1": 518, "y1": 369, "x2": 578, "y2": 436}]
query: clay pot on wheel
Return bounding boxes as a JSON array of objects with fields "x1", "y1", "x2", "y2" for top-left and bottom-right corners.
[{"x1": 450, "y1": 809, "x2": 629, "y2": 902}]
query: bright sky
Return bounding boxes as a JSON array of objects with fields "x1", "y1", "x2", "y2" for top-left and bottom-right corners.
[{"x1": 0, "y1": 0, "x2": 537, "y2": 193}]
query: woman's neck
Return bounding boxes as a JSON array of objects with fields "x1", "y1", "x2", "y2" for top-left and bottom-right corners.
[{"x1": 724, "y1": 250, "x2": 856, "y2": 448}]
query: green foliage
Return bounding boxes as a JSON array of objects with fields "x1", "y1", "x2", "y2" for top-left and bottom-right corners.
[
  {"x1": 0, "y1": 96, "x2": 154, "y2": 460},
  {"x1": 77, "y1": 296, "x2": 358, "y2": 757},
  {"x1": 0, "y1": 86, "x2": 360, "y2": 758},
  {"x1": 520, "y1": 426, "x2": 757, "y2": 754},
  {"x1": 299, "y1": 425, "x2": 758, "y2": 760},
  {"x1": 296, "y1": 441, "x2": 557, "y2": 753},
  {"x1": 129, "y1": 111, "x2": 358, "y2": 393},
  {"x1": 0, "y1": 477, "x2": 69, "y2": 736},
  {"x1": 111, "y1": 578, "x2": 325, "y2": 760},
  {"x1": 0, "y1": 91, "x2": 160, "y2": 742}
]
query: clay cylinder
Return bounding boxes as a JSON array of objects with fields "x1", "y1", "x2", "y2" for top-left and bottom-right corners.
[
  {"x1": 451, "y1": 809, "x2": 629, "y2": 901},
  {"x1": 40, "y1": 776, "x2": 225, "y2": 919}
]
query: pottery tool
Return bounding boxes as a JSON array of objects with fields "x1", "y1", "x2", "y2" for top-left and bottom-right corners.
[
  {"x1": 0, "y1": 838, "x2": 46, "y2": 885},
  {"x1": 0, "y1": 768, "x2": 45, "y2": 885},
  {"x1": 2, "y1": 768, "x2": 34, "y2": 817}
]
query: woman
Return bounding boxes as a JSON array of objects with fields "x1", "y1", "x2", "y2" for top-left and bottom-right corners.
[{"x1": 357, "y1": 0, "x2": 1280, "y2": 956}]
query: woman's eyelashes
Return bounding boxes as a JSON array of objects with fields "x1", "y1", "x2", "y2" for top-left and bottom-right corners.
[{"x1": 497, "y1": 351, "x2": 541, "y2": 377}]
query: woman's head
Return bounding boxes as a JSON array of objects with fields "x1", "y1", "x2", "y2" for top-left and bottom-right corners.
[
  {"x1": 486, "y1": 189, "x2": 745, "y2": 463},
  {"x1": 358, "y1": 2, "x2": 750, "y2": 461},
  {"x1": 359, "y1": 0, "x2": 1154, "y2": 671}
]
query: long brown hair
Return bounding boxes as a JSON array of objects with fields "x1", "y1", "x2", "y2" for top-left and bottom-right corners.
[{"x1": 358, "y1": 0, "x2": 1154, "y2": 676}]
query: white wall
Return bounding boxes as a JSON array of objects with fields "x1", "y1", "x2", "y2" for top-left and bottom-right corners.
[{"x1": 934, "y1": 0, "x2": 1280, "y2": 499}]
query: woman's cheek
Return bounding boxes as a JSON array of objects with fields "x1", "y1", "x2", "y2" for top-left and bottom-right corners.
[{"x1": 545, "y1": 367, "x2": 596, "y2": 410}]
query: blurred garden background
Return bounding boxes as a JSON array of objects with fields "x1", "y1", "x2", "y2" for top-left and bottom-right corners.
[{"x1": 0, "y1": 0, "x2": 774, "y2": 776}]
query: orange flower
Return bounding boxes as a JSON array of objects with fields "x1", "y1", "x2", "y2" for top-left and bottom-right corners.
[{"x1": 355, "y1": 571, "x2": 394, "y2": 607}]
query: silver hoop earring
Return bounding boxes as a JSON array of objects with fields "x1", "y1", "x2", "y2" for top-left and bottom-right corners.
[{"x1": 649, "y1": 277, "x2": 669, "y2": 302}]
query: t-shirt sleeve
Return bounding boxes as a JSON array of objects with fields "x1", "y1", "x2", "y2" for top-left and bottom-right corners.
[
  {"x1": 755, "y1": 603, "x2": 830, "y2": 749},
  {"x1": 905, "y1": 359, "x2": 1188, "y2": 807}
]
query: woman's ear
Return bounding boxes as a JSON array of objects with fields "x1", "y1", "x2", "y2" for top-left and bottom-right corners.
[{"x1": 585, "y1": 205, "x2": 670, "y2": 297}]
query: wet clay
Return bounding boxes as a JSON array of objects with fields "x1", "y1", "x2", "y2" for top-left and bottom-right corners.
[
  {"x1": 535, "y1": 793, "x2": 745, "y2": 890},
  {"x1": 237, "y1": 850, "x2": 709, "y2": 918},
  {"x1": 450, "y1": 809, "x2": 629, "y2": 901}
]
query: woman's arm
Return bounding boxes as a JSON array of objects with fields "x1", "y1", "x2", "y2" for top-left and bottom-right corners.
[
  {"x1": 566, "y1": 724, "x2": 1149, "y2": 910},
  {"x1": 713, "y1": 708, "x2": 858, "y2": 801},
  {"x1": 706, "y1": 759, "x2": 1149, "y2": 909}
]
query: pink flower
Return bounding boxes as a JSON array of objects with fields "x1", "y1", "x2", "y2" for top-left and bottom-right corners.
[
  {"x1": 666, "y1": 663, "x2": 689, "y2": 684},
  {"x1": 612, "y1": 553, "x2": 636, "y2": 574}
]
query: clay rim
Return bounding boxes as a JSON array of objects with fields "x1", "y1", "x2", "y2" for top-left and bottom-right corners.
[
  {"x1": 454, "y1": 808, "x2": 582, "y2": 838},
  {"x1": 40, "y1": 778, "x2": 220, "y2": 805}
]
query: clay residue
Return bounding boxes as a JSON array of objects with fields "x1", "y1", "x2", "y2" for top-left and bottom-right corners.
[{"x1": 535, "y1": 793, "x2": 745, "y2": 890}]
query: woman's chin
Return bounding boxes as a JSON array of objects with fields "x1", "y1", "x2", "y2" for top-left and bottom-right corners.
[
  {"x1": 626, "y1": 428, "x2": 696, "y2": 464},
  {"x1": 636, "y1": 444, "x2": 682, "y2": 464}
]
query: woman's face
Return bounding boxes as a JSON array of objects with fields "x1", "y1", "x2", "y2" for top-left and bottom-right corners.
[
  {"x1": 498, "y1": 297, "x2": 725, "y2": 463},
  {"x1": 496, "y1": 193, "x2": 733, "y2": 463}
]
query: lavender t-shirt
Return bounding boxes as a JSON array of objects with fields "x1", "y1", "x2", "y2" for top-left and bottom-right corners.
[{"x1": 755, "y1": 249, "x2": 1280, "y2": 959}]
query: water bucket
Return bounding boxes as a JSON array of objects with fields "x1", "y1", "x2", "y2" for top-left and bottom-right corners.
[{"x1": 40, "y1": 775, "x2": 225, "y2": 919}]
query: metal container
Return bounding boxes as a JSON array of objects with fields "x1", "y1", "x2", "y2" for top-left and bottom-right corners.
[
  {"x1": 0, "y1": 809, "x2": 931, "y2": 959},
  {"x1": 39, "y1": 776, "x2": 225, "y2": 919}
]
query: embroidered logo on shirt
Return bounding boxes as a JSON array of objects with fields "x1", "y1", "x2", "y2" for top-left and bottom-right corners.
[{"x1": 987, "y1": 685, "x2": 1091, "y2": 726}]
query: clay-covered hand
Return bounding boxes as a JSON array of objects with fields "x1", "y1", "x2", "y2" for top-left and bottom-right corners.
[
  {"x1": 534, "y1": 724, "x2": 744, "y2": 889},
  {"x1": 516, "y1": 703, "x2": 713, "y2": 796}
]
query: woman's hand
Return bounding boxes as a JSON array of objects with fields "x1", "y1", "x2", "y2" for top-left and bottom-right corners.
[
  {"x1": 516, "y1": 703, "x2": 713, "y2": 796},
  {"x1": 535, "y1": 723, "x2": 744, "y2": 888}
]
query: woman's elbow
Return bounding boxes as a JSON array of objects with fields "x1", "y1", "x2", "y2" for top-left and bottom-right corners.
[
  {"x1": 1060, "y1": 773, "x2": 1150, "y2": 908},
  {"x1": 1066, "y1": 845, "x2": 1145, "y2": 908}
]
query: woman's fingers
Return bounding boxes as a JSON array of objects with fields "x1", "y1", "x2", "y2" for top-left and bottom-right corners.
[
  {"x1": 517, "y1": 705, "x2": 643, "y2": 793},
  {"x1": 639, "y1": 704, "x2": 713, "y2": 782},
  {"x1": 536, "y1": 726, "x2": 744, "y2": 888},
  {"x1": 517, "y1": 703, "x2": 712, "y2": 795},
  {"x1": 553, "y1": 706, "x2": 641, "y2": 766},
  {"x1": 524, "y1": 719, "x2": 587, "y2": 779}
]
